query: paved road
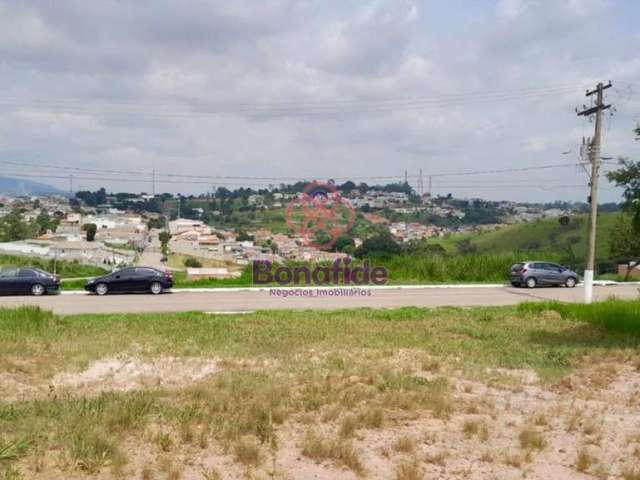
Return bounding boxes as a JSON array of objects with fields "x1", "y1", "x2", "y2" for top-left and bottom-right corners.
[{"x1": 0, "y1": 284, "x2": 637, "y2": 315}]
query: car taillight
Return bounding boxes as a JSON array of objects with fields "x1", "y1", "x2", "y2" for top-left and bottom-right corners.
[
  {"x1": 521, "y1": 268, "x2": 527, "y2": 274},
  {"x1": 164, "y1": 272, "x2": 173, "y2": 279},
  {"x1": 55, "y1": 275, "x2": 61, "y2": 283}
]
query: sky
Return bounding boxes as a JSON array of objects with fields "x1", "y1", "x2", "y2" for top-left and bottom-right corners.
[{"x1": 0, "y1": 0, "x2": 638, "y2": 202}]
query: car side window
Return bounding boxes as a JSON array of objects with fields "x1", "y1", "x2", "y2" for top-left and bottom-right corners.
[
  {"x1": 531, "y1": 263, "x2": 543, "y2": 270},
  {"x1": 18, "y1": 269, "x2": 36, "y2": 277},
  {"x1": 136, "y1": 268, "x2": 157, "y2": 276},
  {"x1": 0, "y1": 268, "x2": 18, "y2": 278}
]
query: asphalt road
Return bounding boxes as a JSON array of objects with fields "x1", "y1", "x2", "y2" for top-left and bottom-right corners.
[{"x1": 0, "y1": 284, "x2": 637, "y2": 315}]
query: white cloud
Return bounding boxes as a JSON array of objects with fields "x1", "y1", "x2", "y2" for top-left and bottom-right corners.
[{"x1": 0, "y1": 0, "x2": 635, "y2": 202}]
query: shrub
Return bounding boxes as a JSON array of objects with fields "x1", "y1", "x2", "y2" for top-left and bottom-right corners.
[{"x1": 183, "y1": 257, "x2": 203, "y2": 268}]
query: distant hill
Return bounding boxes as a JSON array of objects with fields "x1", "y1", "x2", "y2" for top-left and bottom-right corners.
[
  {"x1": 0, "y1": 177, "x2": 68, "y2": 197},
  {"x1": 432, "y1": 212, "x2": 621, "y2": 264}
]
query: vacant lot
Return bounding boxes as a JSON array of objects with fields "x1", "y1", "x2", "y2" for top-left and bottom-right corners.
[{"x1": 2, "y1": 301, "x2": 640, "y2": 479}]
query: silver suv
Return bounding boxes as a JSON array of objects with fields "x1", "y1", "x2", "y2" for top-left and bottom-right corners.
[{"x1": 510, "y1": 262, "x2": 578, "y2": 288}]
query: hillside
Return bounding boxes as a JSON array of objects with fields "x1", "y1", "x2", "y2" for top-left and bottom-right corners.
[
  {"x1": 432, "y1": 212, "x2": 621, "y2": 265},
  {"x1": 0, "y1": 176, "x2": 68, "y2": 197}
]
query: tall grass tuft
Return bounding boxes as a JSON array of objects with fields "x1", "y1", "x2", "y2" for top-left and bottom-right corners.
[
  {"x1": 0, "y1": 306, "x2": 59, "y2": 337},
  {"x1": 519, "y1": 299, "x2": 640, "y2": 333}
]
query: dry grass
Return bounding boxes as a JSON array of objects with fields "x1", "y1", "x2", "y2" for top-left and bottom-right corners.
[
  {"x1": 424, "y1": 449, "x2": 448, "y2": 466},
  {"x1": 518, "y1": 426, "x2": 546, "y2": 451},
  {"x1": 301, "y1": 430, "x2": 363, "y2": 474},
  {"x1": 394, "y1": 459, "x2": 423, "y2": 480},
  {"x1": 392, "y1": 435, "x2": 417, "y2": 454},
  {"x1": 575, "y1": 447, "x2": 595, "y2": 473},
  {"x1": 462, "y1": 419, "x2": 489, "y2": 440},
  {"x1": 233, "y1": 437, "x2": 263, "y2": 467},
  {"x1": 4, "y1": 304, "x2": 640, "y2": 478}
]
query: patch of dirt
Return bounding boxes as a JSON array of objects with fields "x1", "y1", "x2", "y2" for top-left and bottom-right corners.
[
  {"x1": 1, "y1": 355, "x2": 219, "y2": 400},
  {"x1": 52, "y1": 355, "x2": 219, "y2": 395}
]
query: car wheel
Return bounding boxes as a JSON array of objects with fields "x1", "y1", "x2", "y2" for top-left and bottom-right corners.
[
  {"x1": 150, "y1": 281, "x2": 163, "y2": 295},
  {"x1": 565, "y1": 277, "x2": 577, "y2": 288},
  {"x1": 95, "y1": 283, "x2": 108, "y2": 296},
  {"x1": 525, "y1": 277, "x2": 537, "y2": 288},
  {"x1": 31, "y1": 283, "x2": 45, "y2": 296}
]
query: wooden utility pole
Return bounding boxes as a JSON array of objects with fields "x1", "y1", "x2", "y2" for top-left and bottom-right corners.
[{"x1": 577, "y1": 81, "x2": 611, "y2": 304}]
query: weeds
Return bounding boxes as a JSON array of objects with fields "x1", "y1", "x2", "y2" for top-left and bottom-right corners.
[
  {"x1": 301, "y1": 430, "x2": 363, "y2": 474},
  {"x1": 233, "y1": 437, "x2": 263, "y2": 467},
  {"x1": 69, "y1": 430, "x2": 125, "y2": 473},
  {"x1": 392, "y1": 436, "x2": 416, "y2": 454},
  {"x1": 463, "y1": 419, "x2": 489, "y2": 440},
  {"x1": 518, "y1": 427, "x2": 546, "y2": 451},
  {"x1": 394, "y1": 459, "x2": 423, "y2": 480},
  {"x1": 576, "y1": 448, "x2": 595, "y2": 473}
]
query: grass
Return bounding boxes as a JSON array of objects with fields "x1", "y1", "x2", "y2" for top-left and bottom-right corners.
[
  {"x1": 301, "y1": 430, "x2": 363, "y2": 473},
  {"x1": 518, "y1": 426, "x2": 546, "y2": 450},
  {"x1": 454, "y1": 213, "x2": 620, "y2": 262},
  {"x1": 2, "y1": 301, "x2": 640, "y2": 476},
  {"x1": 3, "y1": 301, "x2": 640, "y2": 383},
  {"x1": 519, "y1": 298, "x2": 640, "y2": 333},
  {"x1": 394, "y1": 459, "x2": 423, "y2": 480}
]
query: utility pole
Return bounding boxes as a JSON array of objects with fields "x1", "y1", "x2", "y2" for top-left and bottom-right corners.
[
  {"x1": 418, "y1": 168, "x2": 424, "y2": 196},
  {"x1": 428, "y1": 175, "x2": 432, "y2": 197},
  {"x1": 69, "y1": 174, "x2": 73, "y2": 195},
  {"x1": 577, "y1": 81, "x2": 611, "y2": 304},
  {"x1": 404, "y1": 169, "x2": 408, "y2": 185}
]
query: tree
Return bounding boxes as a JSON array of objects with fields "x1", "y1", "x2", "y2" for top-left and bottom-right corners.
[
  {"x1": 35, "y1": 210, "x2": 58, "y2": 235},
  {"x1": 236, "y1": 230, "x2": 254, "y2": 242},
  {"x1": 332, "y1": 235, "x2": 355, "y2": 253},
  {"x1": 607, "y1": 125, "x2": 640, "y2": 225},
  {"x1": 610, "y1": 214, "x2": 640, "y2": 280},
  {"x1": 147, "y1": 217, "x2": 166, "y2": 230},
  {"x1": 354, "y1": 232, "x2": 401, "y2": 258},
  {"x1": 0, "y1": 209, "x2": 37, "y2": 241},
  {"x1": 82, "y1": 223, "x2": 97, "y2": 242},
  {"x1": 607, "y1": 157, "x2": 640, "y2": 230},
  {"x1": 159, "y1": 231, "x2": 171, "y2": 255},
  {"x1": 604, "y1": 124, "x2": 640, "y2": 280}
]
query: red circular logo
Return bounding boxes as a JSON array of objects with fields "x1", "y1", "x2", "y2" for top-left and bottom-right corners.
[{"x1": 285, "y1": 181, "x2": 356, "y2": 249}]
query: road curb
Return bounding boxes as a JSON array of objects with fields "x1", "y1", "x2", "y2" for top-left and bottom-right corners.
[{"x1": 58, "y1": 281, "x2": 640, "y2": 295}]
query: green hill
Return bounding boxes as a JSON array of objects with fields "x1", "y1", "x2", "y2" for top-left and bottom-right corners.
[{"x1": 430, "y1": 213, "x2": 621, "y2": 269}]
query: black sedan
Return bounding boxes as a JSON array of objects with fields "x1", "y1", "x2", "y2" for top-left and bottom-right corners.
[
  {"x1": 85, "y1": 267, "x2": 173, "y2": 295},
  {"x1": 0, "y1": 268, "x2": 61, "y2": 296}
]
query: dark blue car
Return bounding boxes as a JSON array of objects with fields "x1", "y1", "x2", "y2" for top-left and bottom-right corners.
[
  {"x1": 0, "y1": 268, "x2": 61, "y2": 296},
  {"x1": 85, "y1": 267, "x2": 173, "y2": 295}
]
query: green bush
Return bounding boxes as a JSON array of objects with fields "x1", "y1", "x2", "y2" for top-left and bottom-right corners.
[{"x1": 183, "y1": 257, "x2": 203, "y2": 268}]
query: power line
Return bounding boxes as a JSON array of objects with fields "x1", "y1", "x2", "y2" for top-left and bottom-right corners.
[
  {"x1": 0, "y1": 159, "x2": 589, "y2": 182},
  {"x1": 0, "y1": 84, "x2": 586, "y2": 118}
]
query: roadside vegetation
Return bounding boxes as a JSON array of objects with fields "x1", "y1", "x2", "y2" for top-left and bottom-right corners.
[
  {"x1": 2, "y1": 301, "x2": 640, "y2": 478},
  {"x1": 0, "y1": 254, "x2": 108, "y2": 278}
]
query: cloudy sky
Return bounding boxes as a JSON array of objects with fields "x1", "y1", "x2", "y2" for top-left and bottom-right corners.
[{"x1": 0, "y1": 0, "x2": 638, "y2": 201}]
